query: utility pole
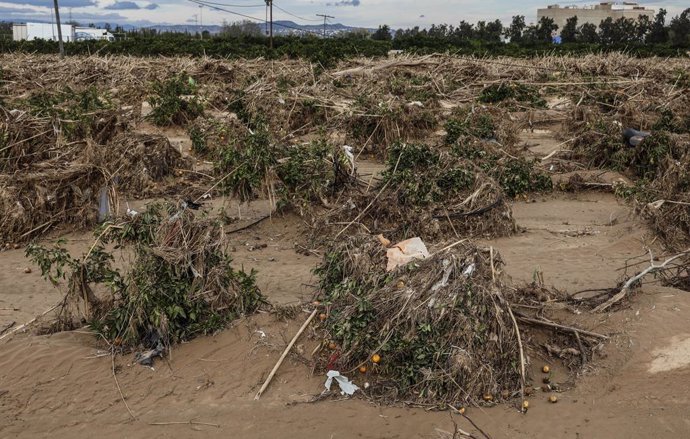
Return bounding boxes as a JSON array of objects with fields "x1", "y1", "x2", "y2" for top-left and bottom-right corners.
[
  {"x1": 53, "y1": 0, "x2": 65, "y2": 58},
  {"x1": 265, "y1": 0, "x2": 273, "y2": 49},
  {"x1": 198, "y1": 5, "x2": 203, "y2": 39},
  {"x1": 316, "y1": 14, "x2": 334, "y2": 38}
]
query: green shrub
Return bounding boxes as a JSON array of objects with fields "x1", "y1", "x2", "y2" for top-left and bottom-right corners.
[
  {"x1": 148, "y1": 74, "x2": 204, "y2": 126},
  {"x1": 478, "y1": 83, "x2": 546, "y2": 107},
  {"x1": 444, "y1": 112, "x2": 496, "y2": 144},
  {"x1": 276, "y1": 140, "x2": 352, "y2": 210},
  {"x1": 216, "y1": 124, "x2": 277, "y2": 201},
  {"x1": 26, "y1": 206, "x2": 264, "y2": 348}
]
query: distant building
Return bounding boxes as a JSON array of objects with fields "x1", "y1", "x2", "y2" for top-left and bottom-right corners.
[
  {"x1": 12, "y1": 22, "x2": 114, "y2": 42},
  {"x1": 13, "y1": 22, "x2": 76, "y2": 42},
  {"x1": 538, "y1": 2, "x2": 655, "y2": 31},
  {"x1": 75, "y1": 27, "x2": 115, "y2": 42}
]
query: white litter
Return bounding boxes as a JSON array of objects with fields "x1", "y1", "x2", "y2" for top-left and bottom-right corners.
[
  {"x1": 462, "y1": 263, "x2": 476, "y2": 277},
  {"x1": 431, "y1": 259, "x2": 453, "y2": 292},
  {"x1": 386, "y1": 237, "x2": 430, "y2": 272},
  {"x1": 324, "y1": 370, "x2": 359, "y2": 396},
  {"x1": 342, "y1": 145, "x2": 355, "y2": 175},
  {"x1": 126, "y1": 203, "x2": 139, "y2": 218}
]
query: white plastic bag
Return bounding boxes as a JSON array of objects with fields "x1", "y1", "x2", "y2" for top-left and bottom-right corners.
[
  {"x1": 324, "y1": 370, "x2": 359, "y2": 396},
  {"x1": 386, "y1": 237, "x2": 430, "y2": 272}
]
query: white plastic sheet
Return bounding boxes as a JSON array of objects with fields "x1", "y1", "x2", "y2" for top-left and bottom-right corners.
[
  {"x1": 324, "y1": 370, "x2": 359, "y2": 396},
  {"x1": 386, "y1": 237, "x2": 430, "y2": 272}
]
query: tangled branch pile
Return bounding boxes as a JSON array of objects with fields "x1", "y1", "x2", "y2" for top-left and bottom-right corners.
[
  {"x1": 314, "y1": 235, "x2": 600, "y2": 405},
  {"x1": 316, "y1": 236, "x2": 520, "y2": 405},
  {"x1": 26, "y1": 204, "x2": 265, "y2": 350},
  {"x1": 0, "y1": 129, "x2": 187, "y2": 243},
  {"x1": 317, "y1": 139, "x2": 551, "y2": 243},
  {"x1": 565, "y1": 101, "x2": 689, "y2": 252}
]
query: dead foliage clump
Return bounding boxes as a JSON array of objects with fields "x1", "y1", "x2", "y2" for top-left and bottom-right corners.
[
  {"x1": 0, "y1": 132, "x2": 188, "y2": 243},
  {"x1": 566, "y1": 105, "x2": 690, "y2": 251},
  {"x1": 315, "y1": 236, "x2": 521, "y2": 405},
  {"x1": 314, "y1": 235, "x2": 602, "y2": 406},
  {"x1": 26, "y1": 204, "x2": 266, "y2": 351},
  {"x1": 318, "y1": 142, "x2": 517, "y2": 243}
]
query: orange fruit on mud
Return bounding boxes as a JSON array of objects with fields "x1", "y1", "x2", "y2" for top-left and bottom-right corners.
[
  {"x1": 371, "y1": 354, "x2": 381, "y2": 364},
  {"x1": 359, "y1": 366, "x2": 367, "y2": 373},
  {"x1": 542, "y1": 365, "x2": 550, "y2": 373},
  {"x1": 328, "y1": 341, "x2": 337, "y2": 350}
]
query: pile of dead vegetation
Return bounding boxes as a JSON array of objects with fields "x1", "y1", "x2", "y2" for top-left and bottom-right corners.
[
  {"x1": 317, "y1": 140, "x2": 551, "y2": 243},
  {"x1": 26, "y1": 203, "x2": 265, "y2": 354},
  {"x1": 566, "y1": 106, "x2": 690, "y2": 252},
  {"x1": 313, "y1": 235, "x2": 604, "y2": 406},
  {"x1": 0, "y1": 125, "x2": 188, "y2": 243},
  {"x1": 214, "y1": 125, "x2": 357, "y2": 213}
]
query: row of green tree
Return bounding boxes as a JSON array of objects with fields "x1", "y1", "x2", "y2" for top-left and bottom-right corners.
[
  {"x1": 0, "y1": 8, "x2": 688, "y2": 62},
  {"x1": 375, "y1": 8, "x2": 690, "y2": 49}
]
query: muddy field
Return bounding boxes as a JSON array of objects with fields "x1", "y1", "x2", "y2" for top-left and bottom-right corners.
[{"x1": 1, "y1": 53, "x2": 689, "y2": 438}]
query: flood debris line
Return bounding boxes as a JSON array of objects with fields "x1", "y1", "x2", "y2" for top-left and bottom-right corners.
[
  {"x1": 21, "y1": 203, "x2": 265, "y2": 355},
  {"x1": 312, "y1": 235, "x2": 601, "y2": 407},
  {"x1": 592, "y1": 248, "x2": 690, "y2": 313},
  {"x1": 318, "y1": 141, "x2": 542, "y2": 243},
  {"x1": 0, "y1": 104, "x2": 190, "y2": 244}
]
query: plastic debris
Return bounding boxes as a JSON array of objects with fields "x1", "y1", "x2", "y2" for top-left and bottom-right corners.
[
  {"x1": 134, "y1": 340, "x2": 165, "y2": 366},
  {"x1": 623, "y1": 127, "x2": 651, "y2": 147},
  {"x1": 324, "y1": 370, "x2": 359, "y2": 396},
  {"x1": 386, "y1": 237, "x2": 430, "y2": 272},
  {"x1": 342, "y1": 145, "x2": 355, "y2": 175}
]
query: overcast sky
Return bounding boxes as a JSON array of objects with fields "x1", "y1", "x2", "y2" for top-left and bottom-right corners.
[{"x1": 0, "y1": 0, "x2": 687, "y2": 28}]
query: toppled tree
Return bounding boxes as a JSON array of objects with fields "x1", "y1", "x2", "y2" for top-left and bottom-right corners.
[
  {"x1": 314, "y1": 235, "x2": 603, "y2": 406},
  {"x1": 148, "y1": 74, "x2": 204, "y2": 126},
  {"x1": 215, "y1": 125, "x2": 355, "y2": 210},
  {"x1": 26, "y1": 204, "x2": 265, "y2": 351}
]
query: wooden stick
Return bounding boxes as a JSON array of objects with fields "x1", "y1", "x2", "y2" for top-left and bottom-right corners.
[
  {"x1": 112, "y1": 354, "x2": 137, "y2": 421},
  {"x1": 506, "y1": 306, "x2": 526, "y2": 412},
  {"x1": 254, "y1": 309, "x2": 318, "y2": 400},
  {"x1": 0, "y1": 321, "x2": 16, "y2": 336},
  {"x1": 149, "y1": 420, "x2": 220, "y2": 427},
  {"x1": 516, "y1": 315, "x2": 608, "y2": 339},
  {"x1": 0, "y1": 302, "x2": 61, "y2": 342},
  {"x1": 593, "y1": 249, "x2": 689, "y2": 313},
  {"x1": 445, "y1": 408, "x2": 478, "y2": 439}
]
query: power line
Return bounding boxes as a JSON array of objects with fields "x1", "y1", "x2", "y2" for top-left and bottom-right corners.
[
  {"x1": 187, "y1": 0, "x2": 323, "y2": 35},
  {"x1": 273, "y1": 3, "x2": 321, "y2": 22},
  {"x1": 316, "y1": 13, "x2": 334, "y2": 37},
  {"x1": 188, "y1": 0, "x2": 264, "y2": 6}
]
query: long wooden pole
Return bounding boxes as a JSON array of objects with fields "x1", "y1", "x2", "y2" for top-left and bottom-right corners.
[
  {"x1": 254, "y1": 309, "x2": 318, "y2": 399},
  {"x1": 53, "y1": 0, "x2": 65, "y2": 58}
]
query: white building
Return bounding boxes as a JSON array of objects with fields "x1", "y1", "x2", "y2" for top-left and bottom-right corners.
[
  {"x1": 13, "y1": 22, "x2": 76, "y2": 42},
  {"x1": 75, "y1": 27, "x2": 115, "y2": 42},
  {"x1": 538, "y1": 2, "x2": 655, "y2": 31}
]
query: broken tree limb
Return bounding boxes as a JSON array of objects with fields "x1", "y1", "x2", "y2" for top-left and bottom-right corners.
[
  {"x1": 0, "y1": 302, "x2": 61, "y2": 342},
  {"x1": 255, "y1": 308, "x2": 318, "y2": 400},
  {"x1": 515, "y1": 314, "x2": 608, "y2": 339},
  {"x1": 593, "y1": 249, "x2": 690, "y2": 313},
  {"x1": 506, "y1": 306, "x2": 527, "y2": 412}
]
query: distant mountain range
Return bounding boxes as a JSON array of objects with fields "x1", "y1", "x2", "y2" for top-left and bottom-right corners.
[
  {"x1": 2, "y1": 19, "x2": 373, "y2": 36},
  {"x1": 147, "y1": 21, "x2": 373, "y2": 36}
]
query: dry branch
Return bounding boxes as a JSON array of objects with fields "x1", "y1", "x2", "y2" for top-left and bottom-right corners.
[{"x1": 593, "y1": 249, "x2": 690, "y2": 312}]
